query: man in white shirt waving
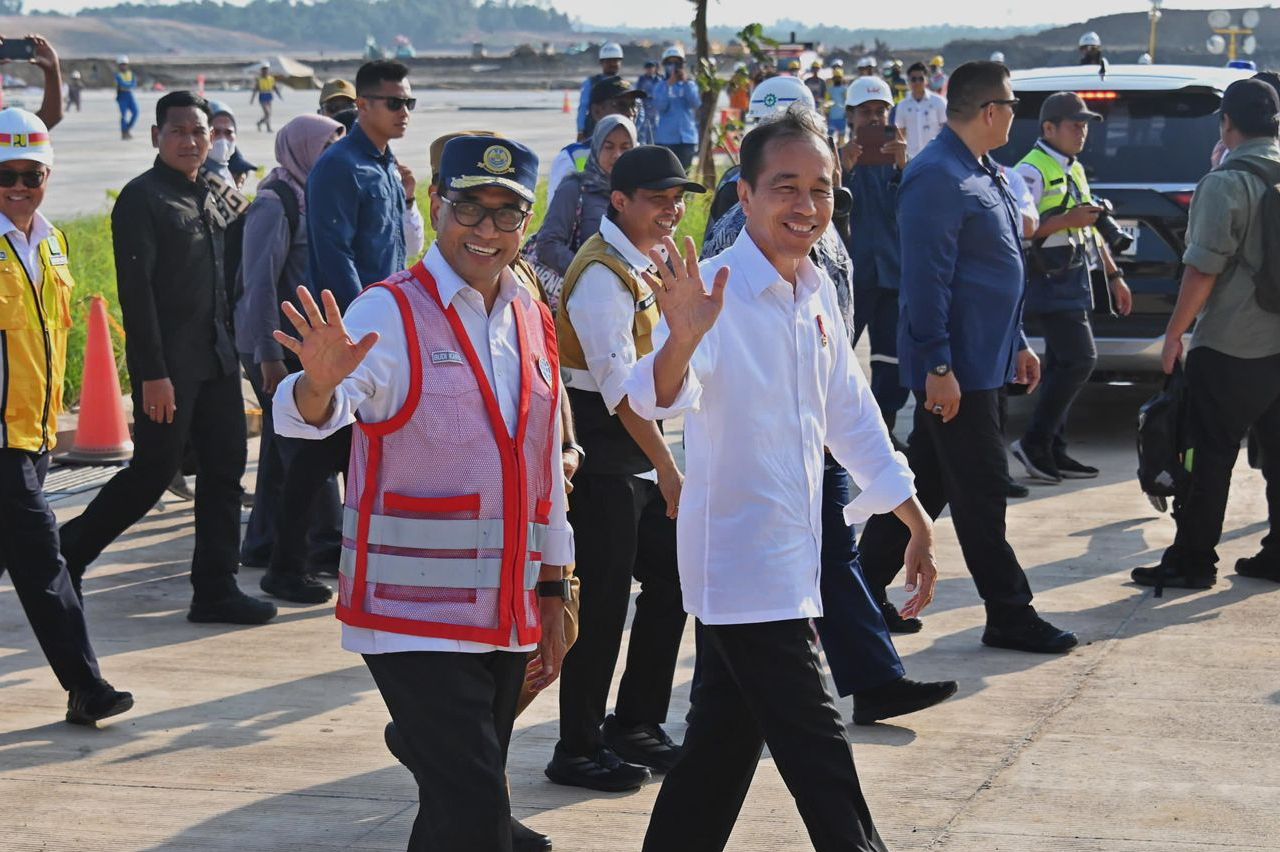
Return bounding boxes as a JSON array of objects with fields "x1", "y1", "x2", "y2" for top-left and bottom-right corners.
[{"x1": 626, "y1": 106, "x2": 938, "y2": 852}]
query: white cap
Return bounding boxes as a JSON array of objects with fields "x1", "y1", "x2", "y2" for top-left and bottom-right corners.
[
  {"x1": 746, "y1": 75, "x2": 815, "y2": 121},
  {"x1": 0, "y1": 109, "x2": 53, "y2": 167},
  {"x1": 599, "y1": 42, "x2": 623, "y2": 61},
  {"x1": 1079, "y1": 31, "x2": 1101, "y2": 48},
  {"x1": 848, "y1": 76, "x2": 894, "y2": 108},
  {"x1": 1138, "y1": 52, "x2": 1153, "y2": 64},
  {"x1": 260, "y1": 61, "x2": 270, "y2": 70},
  {"x1": 662, "y1": 45, "x2": 686, "y2": 61},
  {"x1": 116, "y1": 54, "x2": 129, "y2": 65},
  {"x1": 990, "y1": 51, "x2": 1006, "y2": 63},
  {"x1": 856, "y1": 56, "x2": 876, "y2": 69}
]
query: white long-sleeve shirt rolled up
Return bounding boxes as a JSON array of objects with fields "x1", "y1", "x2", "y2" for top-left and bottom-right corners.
[{"x1": 623, "y1": 228, "x2": 916, "y2": 625}]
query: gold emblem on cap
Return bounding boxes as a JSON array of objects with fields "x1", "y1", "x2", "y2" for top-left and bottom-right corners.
[{"x1": 479, "y1": 144, "x2": 515, "y2": 175}]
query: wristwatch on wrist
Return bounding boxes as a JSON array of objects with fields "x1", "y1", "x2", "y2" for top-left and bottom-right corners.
[
  {"x1": 562, "y1": 440, "x2": 586, "y2": 461},
  {"x1": 1107, "y1": 270, "x2": 1124, "y2": 282},
  {"x1": 537, "y1": 579, "x2": 573, "y2": 601},
  {"x1": 931, "y1": 363, "x2": 952, "y2": 377}
]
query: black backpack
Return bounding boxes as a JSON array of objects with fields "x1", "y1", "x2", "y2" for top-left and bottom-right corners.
[
  {"x1": 225, "y1": 176, "x2": 300, "y2": 312},
  {"x1": 1218, "y1": 157, "x2": 1280, "y2": 313},
  {"x1": 1136, "y1": 362, "x2": 1191, "y2": 507}
]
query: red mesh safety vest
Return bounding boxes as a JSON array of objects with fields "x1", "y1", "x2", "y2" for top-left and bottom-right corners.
[{"x1": 336, "y1": 262, "x2": 561, "y2": 646}]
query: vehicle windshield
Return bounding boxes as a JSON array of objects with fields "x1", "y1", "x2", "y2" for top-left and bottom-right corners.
[{"x1": 994, "y1": 88, "x2": 1222, "y2": 184}]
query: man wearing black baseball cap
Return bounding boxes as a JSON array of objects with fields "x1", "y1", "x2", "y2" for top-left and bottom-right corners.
[
  {"x1": 547, "y1": 147, "x2": 702, "y2": 792},
  {"x1": 272, "y1": 135, "x2": 574, "y2": 851},
  {"x1": 549, "y1": 75, "x2": 647, "y2": 195},
  {"x1": 1133, "y1": 77, "x2": 1280, "y2": 591},
  {"x1": 1010, "y1": 90, "x2": 1133, "y2": 485}
]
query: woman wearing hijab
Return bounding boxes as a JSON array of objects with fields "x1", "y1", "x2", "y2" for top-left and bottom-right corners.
[
  {"x1": 537, "y1": 114, "x2": 638, "y2": 277},
  {"x1": 235, "y1": 114, "x2": 345, "y2": 605}
]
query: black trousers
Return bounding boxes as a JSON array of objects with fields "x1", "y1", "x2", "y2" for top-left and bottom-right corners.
[
  {"x1": 558, "y1": 474, "x2": 684, "y2": 753},
  {"x1": 270, "y1": 427, "x2": 350, "y2": 576},
  {"x1": 642, "y1": 619, "x2": 887, "y2": 852},
  {"x1": 0, "y1": 450, "x2": 102, "y2": 692},
  {"x1": 865, "y1": 287, "x2": 911, "y2": 434},
  {"x1": 1022, "y1": 309, "x2": 1097, "y2": 452},
  {"x1": 59, "y1": 372, "x2": 247, "y2": 600},
  {"x1": 364, "y1": 650, "x2": 526, "y2": 852},
  {"x1": 1165, "y1": 347, "x2": 1280, "y2": 572},
  {"x1": 239, "y1": 355, "x2": 342, "y2": 574},
  {"x1": 858, "y1": 388, "x2": 1035, "y2": 626}
]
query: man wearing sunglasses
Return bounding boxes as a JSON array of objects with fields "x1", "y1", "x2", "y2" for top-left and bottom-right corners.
[
  {"x1": 273, "y1": 136, "x2": 573, "y2": 852},
  {"x1": 895, "y1": 61, "x2": 948, "y2": 159},
  {"x1": 858, "y1": 61, "x2": 1079, "y2": 655},
  {"x1": 0, "y1": 108, "x2": 134, "y2": 726},
  {"x1": 307, "y1": 59, "x2": 415, "y2": 313}
]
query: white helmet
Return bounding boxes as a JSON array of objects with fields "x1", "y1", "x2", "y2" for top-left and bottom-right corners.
[
  {"x1": 990, "y1": 51, "x2": 1006, "y2": 63},
  {"x1": 848, "y1": 76, "x2": 894, "y2": 108},
  {"x1": 1079, "y1": 31, "x2": 1101, "y2": 48},
  {"x1": 599, "y1": 42, "x2": 623, "y2": 61},
  {"x1": 116, "y1": 54, "x2": 129, "y2": 65},
  {"x1": 857, "y1": 56, "x2": 876, "y2": 69},
  {"x1": 1137, "y1": 52, "x2": 1153, "y2": 65},
  {"x1": 662, "y1": 45, "x2": 686, "y2": 62},
  {"x1": 746, "y1": 75, "x2": 816, "y2": 122},
  {"x1": 831, "y1": 58, "x2": 844, "y2": 68},
  {"x1": 0, "y1": 109, "x2": 53, "y2": 167}
]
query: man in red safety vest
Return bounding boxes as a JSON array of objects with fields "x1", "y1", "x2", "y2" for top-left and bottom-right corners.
[{"x1": 272, "y1": 136, "x2": 573, "y2": 852}]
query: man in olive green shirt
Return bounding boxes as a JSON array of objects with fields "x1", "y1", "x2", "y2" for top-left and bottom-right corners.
[{"x1": 1133, "y1": 79, "x2": 1280, "y2": 590}]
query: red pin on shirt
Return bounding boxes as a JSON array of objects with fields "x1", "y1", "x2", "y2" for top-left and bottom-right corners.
[{"x1": 815, "y1": 314, "x2": 829, "y2": 348}]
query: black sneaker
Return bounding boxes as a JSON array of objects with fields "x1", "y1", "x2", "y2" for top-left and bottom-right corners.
[
  {"x1": 1053, "y1": 450, "x2": 1099, "y2": 479},
  {"x1": 544, "y1": 743, "x2": 650, "y2": 792},
  {"x1": 1011, "y1": 439, "x2": 1061, "y2": 483},
  {"x1": 187, "y1": 589, "x2": 278, "y2": 625},
  {"x1": 602, "y1": 715, "x2": 682, "y2": 773},
  {"x1": 66, "y1": 681, "x2": 134, "y2": 726},
  {"x1": 878, "y1": 598, "x2": 923, "y2": 634},
  {"x1": 982, "y1": 614, "x2": 1078, "y2": 653},
  {"x1": 166, "y1": 472, "x2": 196, "y2": 501},
  {"x1": 261, "y1": 571, "x2": 333, "y2": 604},
  {"x1": 1131, "y1": 564, "x2": 1216, "y2": 590},
  {"x1": 1236, "y1": 552, "x2": 1280, "y2": 582},
  {"x1": 852, "y1": 677, "x2": 958, "y2": 726},
  {"x1": 1006, "y1": 479, "x2": 1031, "y2": 499}
]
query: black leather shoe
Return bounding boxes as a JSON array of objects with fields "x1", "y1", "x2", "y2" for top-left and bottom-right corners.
[
  {"x1": 1235, "y1": 553, "x2": 1280, "y2": 582},
  {"x1": 1011, "y1": 439, "x2": 1061, "y2": 483},
  {"x1": 1006, "y1": 479, "x2": 1030, "y2": 499},
  {"x1": 878, "y1": 598, "x2": 923, "y2": 634},
  {"x1": 187, "y1": 590, "x2": 277, "y2": 625},
  {"x1": 66, "y1": 681, "x2": 134, "y2": 726},
  {"x1": 1131, "y1": 565, "x2": 1216, "y2": 590},
  {"x1": 602, "y1": 715, "x2": 682, "y2": 773},
  {"x1": 544, "y1": 743, "x2": 650, "y2": 792},
  {"x1": 511, "y1": 817, "x2": 552, "y2": 851},
  {"x1": 1053, "y1": 450, "x2": 1099, "y2": 479},
  {"x1": 853, "y1": 677, "x2": 958, "y2": 725},
  {"x1": 261, "y1": 571, "x2": 333, "y2": 604},
  {"x1": 982, "y1": 615, "x2": 1078, "y2": 653}
]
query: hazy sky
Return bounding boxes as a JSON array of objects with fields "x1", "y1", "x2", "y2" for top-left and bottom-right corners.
[{"x1": 22, "y1": 0, "x2": 1258, "y2": 31}]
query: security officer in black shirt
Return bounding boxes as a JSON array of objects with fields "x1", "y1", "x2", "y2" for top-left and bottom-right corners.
[{"x1": 59, "y1": 92, "x2": 277, "y2": 625}]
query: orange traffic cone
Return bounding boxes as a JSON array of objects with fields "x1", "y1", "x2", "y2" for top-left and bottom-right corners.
[
  {"x1": 61, "y1": 296, "x2": 133, "y2": 464},
  {"x1": 562, "y1": 90, "x2": 572, "y2": 114}
]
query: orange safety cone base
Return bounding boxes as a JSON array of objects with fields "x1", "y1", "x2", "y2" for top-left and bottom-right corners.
[{"x1": 60, "y1": 296, "x2": 134, "y2": 465}]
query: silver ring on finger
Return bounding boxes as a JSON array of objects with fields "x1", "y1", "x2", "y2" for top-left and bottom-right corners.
[{"x1": 933, "y1": 405, "x2": 944, "y2": 415}]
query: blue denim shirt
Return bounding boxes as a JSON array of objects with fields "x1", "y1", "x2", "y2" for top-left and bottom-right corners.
[
  {"x1": 653, "y1": 79, "x2": 701, "y2": 145},
  {"x1": 897, "y1": 126, "x2": 1027, "y2": 392},
  {"x1": 306, "y1": 122, "x2": 406, "y2": 311}
]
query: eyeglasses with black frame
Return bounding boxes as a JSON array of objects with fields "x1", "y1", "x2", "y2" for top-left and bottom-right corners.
[
  {"x1": 442, "y1": 196, "x2": 530, "y2": 232},
  {"x1": 0, "y1": 168, "x2": 48, "y2": 189},
  {"x1": 980, "y1": 97, "x2": 1021, "y2": 110},
  {"x1": 363, "y1": 94, "x2": 417, "y2": 112}
]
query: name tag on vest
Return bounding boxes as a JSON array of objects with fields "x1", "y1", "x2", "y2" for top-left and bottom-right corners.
[
  {"x1": 47, "y1": 239, "x2": 68, "y2": 266},
  {"x1": 431, "y1": 350, "x2": 464, "y2": 366},
  {"x1": 635, "y1": 292, "x2": 657, "y2": 312}
]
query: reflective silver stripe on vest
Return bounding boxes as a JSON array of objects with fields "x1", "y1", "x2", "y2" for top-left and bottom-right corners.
[
  {"x1": 339, "y1": 549, "x2": 544, "y2": 590},
  {"x1": 342, "y1": 508, "x2": 547, "y2": 553}
]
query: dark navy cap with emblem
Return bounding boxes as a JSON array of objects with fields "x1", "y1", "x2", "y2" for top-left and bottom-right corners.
[{"x1": 439, "y1": 135, "x2": 539, "y2": 205}]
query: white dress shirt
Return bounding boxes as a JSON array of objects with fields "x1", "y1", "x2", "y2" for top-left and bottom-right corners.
[
  {"x1": 0, "y1": 211, "x2": 55, "y2": 285},
  {"x1": 896, "y1": 90, "x2": 948, "y2": 159},
  {"x1": 623, "y1": 229, "x2": 916, "y2": 625},
  {"x1": 273, "y1": 244, "x2": 573, "y2": 654}
]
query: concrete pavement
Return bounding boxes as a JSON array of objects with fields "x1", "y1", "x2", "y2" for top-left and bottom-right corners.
[{"x1": 1, "y1": 382, "x2": 1277, "y2": 850}]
